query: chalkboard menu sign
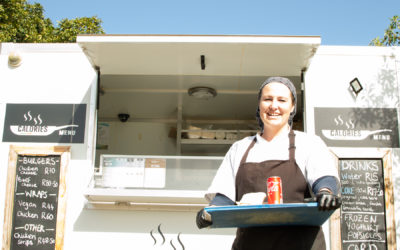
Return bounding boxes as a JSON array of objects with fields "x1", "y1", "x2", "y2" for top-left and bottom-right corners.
[
  {"x1": 339, "y1": 159, "x2": 387, "y2": 250},
  {"x1": 11, "y1": 155, "x2": 60, "y2": 249},
  {"x1": 2, "y1": 146, "x2": 69, "y2": 250}
]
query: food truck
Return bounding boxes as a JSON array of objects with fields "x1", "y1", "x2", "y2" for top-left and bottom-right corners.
[{"x1": 0, "y1": 35, "x2": 399, "y2": 250}]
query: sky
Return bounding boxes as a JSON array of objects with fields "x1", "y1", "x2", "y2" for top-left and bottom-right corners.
[{"x1": 31, "y1": 0, "x2": 400, "y2": 46}]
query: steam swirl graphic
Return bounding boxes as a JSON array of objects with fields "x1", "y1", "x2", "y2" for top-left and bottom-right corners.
[
  {"x1": 170, "y1": 233, "x2": 184, "y2": 250},
  {"x1": 334, "y1": 115, "x2": 354, "y2": 129},
  {"x1": 176, "y1": 233, "x2": 185, "y2": 250},
  {"x1": 150, "y1": 224, "x2": 165, "y2": 246},
  {"x1": 23, "y1": 111, "x2": 43, "y2": 125},
  {"x1": 23, "y1": 111, "x2": 32, "y2": 122},
  {"x1": 149, "y1": 224, "x2": 185, "y2": 249}
]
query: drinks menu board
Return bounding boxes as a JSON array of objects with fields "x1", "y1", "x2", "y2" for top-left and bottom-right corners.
[
  {"x1": 339, "y1": 159, "x2": 387, "y2": 250},
  {"x1": 11, "y1": 155, "x2": 60, "y2": 249}
]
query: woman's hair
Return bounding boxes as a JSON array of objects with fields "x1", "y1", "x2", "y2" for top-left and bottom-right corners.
[{"x1": 256, "y1": 76, "x2": 297, "y2": 131}]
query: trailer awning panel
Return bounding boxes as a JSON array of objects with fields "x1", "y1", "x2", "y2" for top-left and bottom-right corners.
[{"x1": 77, "y1": 35, "x2": 321, "y2": 76}]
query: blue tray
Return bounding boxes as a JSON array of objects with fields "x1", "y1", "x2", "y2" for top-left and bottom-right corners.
[{"x1": 204, "y1": 202, "x2": 334, "y2": 228}]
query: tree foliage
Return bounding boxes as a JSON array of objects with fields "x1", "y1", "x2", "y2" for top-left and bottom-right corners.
[
  {"x1": 54, "y1": 17, "x2": 104, "y2": 42},
  {"x1": 0, "y1": 0, "x2": 104, "y2": 43},
  {"x1": 371, "y1": 15, "x2": 400, "y2": 46}
]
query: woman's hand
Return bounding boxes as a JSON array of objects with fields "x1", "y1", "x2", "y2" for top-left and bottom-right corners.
[
  {"x1": 316, "y1": 189, "x2": 342, "y2": 211},
  {"x1": 196, "y1": 208, "x2": 212, "y2": 229}
]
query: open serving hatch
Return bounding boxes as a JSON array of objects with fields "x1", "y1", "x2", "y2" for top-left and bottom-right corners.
[{"x1": 78, "y1": 35, "x2": 320, "y2": 209}]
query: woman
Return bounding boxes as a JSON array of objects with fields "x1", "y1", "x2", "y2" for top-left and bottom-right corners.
[{"x1": 196, "y1": 77, "x2": 341, "y2": 250}]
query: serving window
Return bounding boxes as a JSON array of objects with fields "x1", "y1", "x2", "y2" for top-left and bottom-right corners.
[{"x1": 76, "y1": 35, "x2": 319, "y2": 208}]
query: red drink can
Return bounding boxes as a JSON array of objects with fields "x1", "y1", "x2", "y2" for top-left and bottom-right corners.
[{"x1": 267, "y1": 176, "x2": 283, "y2": 204}]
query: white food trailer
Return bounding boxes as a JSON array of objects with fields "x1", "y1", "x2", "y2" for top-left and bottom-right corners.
[{"x1": 0, "y1": 35, "x2": 399, "y2": 250}]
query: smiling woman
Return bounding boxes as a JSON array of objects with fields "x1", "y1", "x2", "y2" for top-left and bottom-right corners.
[
  {"x1": 198, "y1": 76, "x2": 342, "y2": 250},
  {"x1": 258, "y1": 81, "x2": 295, "y2": 141}
]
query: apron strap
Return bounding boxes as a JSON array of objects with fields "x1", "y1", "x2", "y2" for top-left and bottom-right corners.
[
  {"x1": 289, "y1": 130, "x2": 296, "y2": 164},
  {"x1": 239, "y1": 137, "x2": 257, "y2": 165}
]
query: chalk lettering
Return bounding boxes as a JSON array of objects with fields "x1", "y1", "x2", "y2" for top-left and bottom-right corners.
[
  {"x1": 16, "y1": 176, "x2": 31, "y2": 183},
  {"x1": 13, "y1": 232, "x2": 36, "y2": 240},
  {"x1": 37, "y1": 237, "x2": 55, "y2": 245},
  {"x1": 367, "y1": 187, "x2": 383, "y2": 196},
  {"x1": 347, "y1": 243, "x2": 378, "y2": 250},
  {"x1": 21, "y1": 182, "x2": 37, "y2": 188},
  {"x1": 341, "y1": 160, "x2": 379, "y2": 172},
  {"x1": 361, "y1": 207, "x2": 374, "y2": 212},
  {"x1": 365, "y1": 172, "x2": 379, "y2": 182},
  {"x1": 347, "y1": 230, "x2": 383, "y2": 241},
  {"x1": 42, "y1": 178, "x2": 58, "y2": 188},
  {"x1": 17, "y1": 200, "x2": 37, "y2": 210},
  {"x1": 44, "y1": 167, "x2": 56, "y2": 175},
  {"x1": 342, "y1": 205, "x2": 362, "y2": 211},
  {"x1": 344, "y1": 221, "x2": 379, "y2": 232},
  {"x1": 25, "y1": 190, "x2": 48, "y2": 199},
  {"x1": 16, "y1": 210, "x2": 39, "y2": 219},
  {"x1": 24, "y1": 224, "x2": 45, "y2": 232},
  {"x1": 42, "y1": 202, "x2": 55, "y2": 211},
  {"x1": 18, "y1": 165, "x2": 38, "y2": 175},
  {"x1": 22, "y1": 156, "x2": 56, "y2": 165},
  {"x1": 342, "y1": 187, "x2": 354, "y2": 195},
  {"x1": 41, "y1": 212, "x2": 54, "y2": 220},
  {"x1": 17, "y1": 239, "x2": 34, "y2": 247},
  {"x1": 341, "y1": 173, "x2": 362, "y2": 180},
  {"x1": 369, "y1": 201, "x2": 382, "y2": 207}
]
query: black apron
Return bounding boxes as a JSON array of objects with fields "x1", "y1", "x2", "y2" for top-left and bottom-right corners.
[{"x1": 232, "y1": 130, "x2": 326, "y2": 250}]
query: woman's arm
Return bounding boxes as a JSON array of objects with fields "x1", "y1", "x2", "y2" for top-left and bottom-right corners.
[{"x1": 196, "y1": 193, "x2": 235, "y2": 229}]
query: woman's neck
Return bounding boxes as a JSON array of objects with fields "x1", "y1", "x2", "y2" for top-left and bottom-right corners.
[{"x1": 261, "y1": 125, "x2": 290, "y2": 142}]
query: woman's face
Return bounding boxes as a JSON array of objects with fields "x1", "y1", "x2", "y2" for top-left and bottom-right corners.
[{"x1": 259, "y1": 82, "x2": 294, "y2": 131}]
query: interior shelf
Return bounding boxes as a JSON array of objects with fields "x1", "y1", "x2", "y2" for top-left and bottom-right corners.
[
  {"x1": 177, "y1": 125, "x2": 258, "y2": 155},
  {"x1": 181, "y1": 139, "x2": 237, "y2": 144},
  {"x1": 180, "y1": 129, "x2": 257, "y2": 143}
]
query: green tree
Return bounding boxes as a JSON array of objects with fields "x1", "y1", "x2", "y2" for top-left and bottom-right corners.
[
  {"x1": 52, "y1": 17, "x2": 104, "y2": 42},
  {"x1": 0, "y1": 0, "x2": 104, "y2": 43},
  {"x1": 370, "y1": 15, "x2": 400, "y2": 46}
]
